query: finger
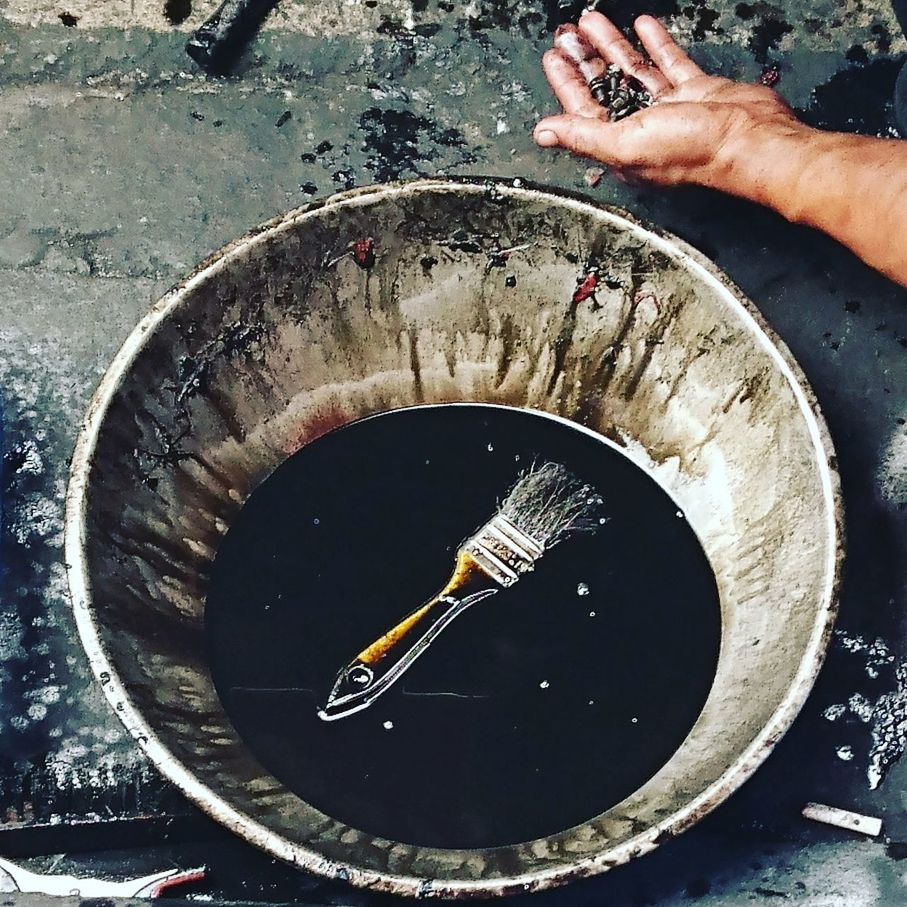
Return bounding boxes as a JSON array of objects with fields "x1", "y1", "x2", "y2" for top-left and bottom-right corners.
[
  {"x1": 634, "y1": 15, "x2": 703, "y2": 86},
  {"x1": 543, "y1": 48, "x2": 607, "y2": 119},
  {"x1": 534, "y1": 113, "x2": 623, "y2": 164},
  {"x1": 554, "y1": 24, "x2": 608, "y2": 89},
  {"x1": 578, "y1": 10, "x2": 671, "y2": 98}
]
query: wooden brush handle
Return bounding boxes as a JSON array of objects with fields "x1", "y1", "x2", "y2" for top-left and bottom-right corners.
[
  {"x1": 320, "y1": 553, "x2": 499, "y2": 720},
  {"x1": 357, "y1": 552, "x2": 496, "y2": 666}
]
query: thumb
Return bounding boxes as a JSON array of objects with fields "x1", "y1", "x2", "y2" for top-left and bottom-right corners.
[{"x1": 534, "y1": 114, "x2": 615, "y2": 161}]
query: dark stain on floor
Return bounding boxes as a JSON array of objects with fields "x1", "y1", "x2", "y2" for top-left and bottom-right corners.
[
  {"x1": 462, "y1": 0, "x2": 545, "y2": 36},
  {"x1": 685, "y1": 2, "x2": 722, "y2": 41},
  {"x1": 800, "y1": 58, "x2": 904, "y2": 136},
  {"x1": 164, "y1": 0, "x2": 192, "y2": 25},
  {"x1": 588, "y1": 0, "x2": 681, "y2": 32},
  {"x1": 542, "y1": 0, "x2": 592, "y2": 33},
  {"x1": 358, "y1": 107, "x2": 475, "y2": 182},
  {"x1": 735, "y1": 1, "x2": 793, "y2": 63}
]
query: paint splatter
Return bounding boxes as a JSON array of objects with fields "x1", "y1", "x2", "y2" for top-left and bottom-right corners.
[
  {"x1": 824, "y1": 632, "x2": 907, "y2": 789},
  {"x1": 868, "y1": 661, "x2": 907, "y2": 789}
]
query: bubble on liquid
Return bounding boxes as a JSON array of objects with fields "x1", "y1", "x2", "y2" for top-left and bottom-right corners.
[
  {"x1": 675, "y1": 510, "x2": 684, "y2": 519},
  {"x1": 425, "y1": 458, "x2": 431, "y2": 465},
  {"x1": 588, "y1": 700, "x2": 594, "y2": 706},
  {"x1": 383, "y1": 720, "x2": 394, "y2": 730},
  {"x1": 836, "y1": 745, "x2": 854, "y2": 761},
  {"x1": 514, "y1": 454, "x2": 521, "y2": 462},
  {"x1": 539, "y1": 680, "x2": 550, "y2": 689},
  {"x1": 577, "y1": 582, "x2": 590, "y2": 596},
  {"x1": 631, "y1": 717, "x2": 638, "y2": 724},
  {"x1": 823, "y1": 703, "x2": 846, "y2": 722},
  {"x1": 589, "y1": 611, "x2": 596, "y2": 618},
  {"x1": 313, "y1": 517, "x2": 320, "y2": 525},
  {"x1": 598, "y1": 517, "x2": 607, "y2": 525},
  {"x1": 487, "y1": 443, "x2": 494, "y2": 452}
]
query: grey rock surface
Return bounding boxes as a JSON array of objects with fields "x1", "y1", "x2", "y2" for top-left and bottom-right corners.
[{"x1": 1, "y1": 0, "x2": 907, "y2": 903}]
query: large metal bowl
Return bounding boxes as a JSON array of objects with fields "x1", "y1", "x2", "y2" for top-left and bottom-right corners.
[{"x1": 65, "y1": 179, "x2": 842, "y2": 898}]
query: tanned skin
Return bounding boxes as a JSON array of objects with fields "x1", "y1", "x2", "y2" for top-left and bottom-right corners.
[{"x1": 534, "y1": 12, "x2": 907, "y2": 288}]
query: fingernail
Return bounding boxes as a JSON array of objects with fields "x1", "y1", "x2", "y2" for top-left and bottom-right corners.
[{"x1": 535, "y1": 129, "x2": 558, "y2": 147}]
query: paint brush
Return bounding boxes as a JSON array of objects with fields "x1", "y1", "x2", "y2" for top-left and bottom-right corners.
[{"x1": 319, "y1": 462, "x2": 604, "y2": 721}]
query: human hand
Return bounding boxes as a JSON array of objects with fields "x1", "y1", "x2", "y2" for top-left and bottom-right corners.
[{"x1": 535, "y1": 12, "x2": 811, "y2": 189}]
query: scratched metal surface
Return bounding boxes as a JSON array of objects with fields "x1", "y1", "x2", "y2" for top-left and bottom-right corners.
[
  {"x1": 63, "y1": 177, "x2": 842, "y2": 895},
  {"x1": 1, "y1": 0, "x2": 907, "y2": 903}
]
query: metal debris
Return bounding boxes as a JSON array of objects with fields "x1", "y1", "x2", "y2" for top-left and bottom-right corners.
[
  {"x1": 594, "y1": 64, "x2": 654, "y2": 120},
  {"x1": 554, "y1": 24, "x2": 653, "y2": 120}
]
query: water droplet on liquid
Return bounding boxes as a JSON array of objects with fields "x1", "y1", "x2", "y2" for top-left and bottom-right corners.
[
  {"x1": 539, "y1": 680, "x2": 550, "y2": 689},
  {"x1": 487, "y1": 443, "x2": 494, "y2": 452},
  {"x1": 383, "y1": 720, "x2": 394, "y2": 730}
]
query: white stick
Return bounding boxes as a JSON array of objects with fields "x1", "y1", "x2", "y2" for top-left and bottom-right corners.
[{"x1": 802, "y1": 802, "x2": 882, "y2": 837}]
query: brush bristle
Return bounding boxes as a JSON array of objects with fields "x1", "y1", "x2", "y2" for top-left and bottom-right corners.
[{"x1": 497, "y1": 461, "x2": 604, "y2": 549}]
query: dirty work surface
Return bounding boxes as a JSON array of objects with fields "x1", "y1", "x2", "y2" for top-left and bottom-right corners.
[{"x1": 1, "y1": 0, "x2": 907, "y2": 903}]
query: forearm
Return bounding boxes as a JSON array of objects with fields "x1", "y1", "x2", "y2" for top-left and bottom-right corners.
[{"x1": 710, "y1": 126, "x2": 907, "y2": 287}]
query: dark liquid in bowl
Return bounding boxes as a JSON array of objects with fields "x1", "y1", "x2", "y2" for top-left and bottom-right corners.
[{"x1": 206, "y1": 404, "x2": 721, "y2": 849}]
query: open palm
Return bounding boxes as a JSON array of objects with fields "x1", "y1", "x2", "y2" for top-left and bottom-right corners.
[{"x1": 536, "y1": 12, "x2": 803, "y2": 188}]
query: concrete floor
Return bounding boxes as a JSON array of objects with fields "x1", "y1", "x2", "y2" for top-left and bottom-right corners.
[{"x1": 2, "y1": 0, "x2": 907, "y2": 903}]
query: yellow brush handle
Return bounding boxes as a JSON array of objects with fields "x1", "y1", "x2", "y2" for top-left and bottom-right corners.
[
  {"x1": 356, "y1": 551, "x2": 490, "y2": 666},
  {"x1": 320, "y1": 550, "x2": 501, "y2": 720}
]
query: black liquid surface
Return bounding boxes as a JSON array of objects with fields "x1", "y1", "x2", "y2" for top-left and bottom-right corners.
[{"x1": 206, "y1": 405, "x2": 721, "y2": 849}]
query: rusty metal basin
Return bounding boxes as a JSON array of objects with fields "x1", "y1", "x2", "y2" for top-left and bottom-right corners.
[{"x1": 64, "y1": 178, "x2": 842, "y2": 898}]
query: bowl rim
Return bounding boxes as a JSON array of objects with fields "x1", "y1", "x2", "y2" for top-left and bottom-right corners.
[{"x1": 64, "y1": 176, "x2": 844, "y2": 898}]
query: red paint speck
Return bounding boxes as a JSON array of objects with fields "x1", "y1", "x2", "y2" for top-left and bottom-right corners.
[
  {"x1": 573, "y1": 271, "x2": 599, "y2": 305},
  {"x1": 759, "y1": 65, "x2": 781, "y2": 87},
  {"x1": 353, "y1": 237, "x2": 375, "y2": 269},
  {"x1": 148, "y1": 869, "x2": 207, "y2": 898}
]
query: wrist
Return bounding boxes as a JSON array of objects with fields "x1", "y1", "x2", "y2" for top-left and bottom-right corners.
[{"x1": 703, "y1": 117, "x2": 826, "y2": 220}]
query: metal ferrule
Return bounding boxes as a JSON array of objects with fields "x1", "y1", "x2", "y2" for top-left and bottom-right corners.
[{"x1": 465, "y1": 514, "x2": 544, "y2": 587}]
